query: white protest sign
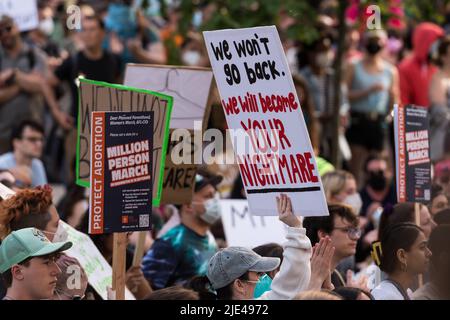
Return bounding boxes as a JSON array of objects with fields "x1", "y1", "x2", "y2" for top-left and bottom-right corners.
[
  {"x1": 204, "y1": 26, "x2": 328, "y2": 216},
  {"x1": 0, "y1": 0, "x2": 38, "y2": 31},
  {"x1": 62, "y1": 221, "x2": 135, "y2": 300},
  {"x1": 0, "y1": 182, "x2": 14, "y2": 200},
  {"x1": 124, "y1": 64, "x2": 214, "y2": 130},
  {"x1": 220, "y1": 199, "x2": 286, "y2": 248}
]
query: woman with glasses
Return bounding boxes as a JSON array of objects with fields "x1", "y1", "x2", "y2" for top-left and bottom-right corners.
[{"x1": 371, "y1": 223, "x2": 432, "y2": 300}]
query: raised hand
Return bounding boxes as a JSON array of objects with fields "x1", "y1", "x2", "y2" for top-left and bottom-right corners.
[{"x1": 276, "y1": 193, "x2": 301, "y2": 228}]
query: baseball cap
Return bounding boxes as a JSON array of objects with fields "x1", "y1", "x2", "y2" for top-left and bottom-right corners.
[
  {"x1": 207, "y1": 246, "x2": 280, "y2": 290},
  {"x1": 194, "y1": 168, "x2": 223, "y2": 192},
  {"x1": 0, "y1": 228, "x2": 72, "y2": 273}
]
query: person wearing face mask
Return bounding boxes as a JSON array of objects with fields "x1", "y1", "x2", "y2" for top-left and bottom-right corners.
[
  {"x1": 321, "y1": 170, "x2": 363, "y2": 278},
  {"x1": 189, "y1": 194, "x2": 311, "y2": 300},
  {"x1": 0, "y1": 185, "x2": 87, "y2": 299},
  {"x1": 300, "y1": 36, "x2": 349, "y2": 160},
  {"x1": 141, "y1": 170, "x2": 223, "y2": 290},
  {"x1": 354, "y1": 154, "x2": 397, "y2": 265},
  {"x1": 345, "y1": 29, "x2": 400, "y2": 188}
]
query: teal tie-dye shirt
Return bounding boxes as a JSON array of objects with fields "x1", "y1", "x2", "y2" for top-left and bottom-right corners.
[{"x1": 142, "y1": 224, "x2": 218, "y2": 289}]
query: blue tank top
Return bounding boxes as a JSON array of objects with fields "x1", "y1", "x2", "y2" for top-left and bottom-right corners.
[{"x1": 350, "y1": 60, "x2": 393, "y2": 115}]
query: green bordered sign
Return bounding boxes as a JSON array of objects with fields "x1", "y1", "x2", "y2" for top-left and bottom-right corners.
[{"x1": 75, "y1": 78, "x2": 173, "y2": 207}]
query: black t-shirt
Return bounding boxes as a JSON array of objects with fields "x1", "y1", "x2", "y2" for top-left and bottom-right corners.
[
  {"x1": 355, "y1": 183, "x2": 397, "y2": 263},
  {"x1": 55, "y1": 51, "x2": 121, "y2": 117}
]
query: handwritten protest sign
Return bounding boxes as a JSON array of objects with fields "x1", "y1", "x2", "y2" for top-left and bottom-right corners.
[
  {"x1": 89, "y1": 111, "x2": 153, "y2": 234},
  {"x1": 394, "y1": 104, "x2": 431, "y2": 203},
  {"x1": 62, "y1": 221, "x2": 135, "y2": 300},
  {"x1": 220, "y1": 199, "x2": 286, "y2": 247},
  {"x1": 124, "y1": 64, "x2": 214, "y2": 130},
  {"x1": 0, "y1": 0, "x2": 38, "y2": 31},
  {"x1": 204, "y1": 26, "x2": 328, "y2": 216},
  {"x1": 124, "y1": 65, "x2": 213, "y2": 204},
  {"x1": 76, "y1": 78, "x2": 173, "y2": 206}
]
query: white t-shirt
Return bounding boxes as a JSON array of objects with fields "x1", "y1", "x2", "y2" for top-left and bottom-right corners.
[{"x1": 371, "y1": 280, "x2": 413, "y2": 300}]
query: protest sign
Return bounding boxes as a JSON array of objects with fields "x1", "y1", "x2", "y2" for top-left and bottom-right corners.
[
  {"x1": 62, "y1": 221, "x2": 135, "y2": 300},
  {"x1": 220, "y1": 199, "x2": 286, "y2": 247},
  {"x1": 124, "y1": 64, "x2": 214, "y2": 130},
  {"x1": 160, "y1": 129, "x2": 197, "y2": 204},
  {"x1": 0, "y1": 0, "x2": 38, "y2": 31},
  {"x1": 124, "y1": 65, "x2": 213, "y2": 204},
  {"x1": 0, "y1": 182, "x2": 14, "y2": 199},
  {"x1": 394, "y1": 104, "x2": 431, "y2": 203},
  {"x1": 76, "y1": 78, "x2": 173, "y2": 206},
  {"x1": 203, "y1": 26, "x2": 328, "y2": 216},
  {"x1": 89, "y1": 111, "x2": 153, "y2": 234}
]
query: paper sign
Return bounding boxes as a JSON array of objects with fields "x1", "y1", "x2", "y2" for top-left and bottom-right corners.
[
  {"x1": 124, "y1": 64, "x2": 213, "y2": 130},
  {"x1": 89, "y1": 111, "x2": 153, "y2": 234},
  {"x1": 220, "y1": 199, "x2": 286, "y2": 247},
  {"x1": 203, "y1": 26, "x2": 328, "y2": 216},
  {"x1": 0, "y1": 0, "x2": 38, "y2": 31},
  {"x1": 394, "y1": 104, "x2": 431, "y2": 203},
  {"x1": 123, "y1": 65, "x2": 214, "y2": 204},
  {"x1": 76, "y1": 78, "x2": 173, "y2": 206},
  {"x1": 62, "y1": 221, "x2": 135, "y2": 300}
]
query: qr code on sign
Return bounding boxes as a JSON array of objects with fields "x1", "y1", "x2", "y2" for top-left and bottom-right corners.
[{"x1": 139, "y1": 214, "x2": 150, "y2": 227}]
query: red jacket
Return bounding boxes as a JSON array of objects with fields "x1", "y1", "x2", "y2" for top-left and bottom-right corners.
[{"x1": 398, "y1": 23, "x2": 444, "y2": 107}]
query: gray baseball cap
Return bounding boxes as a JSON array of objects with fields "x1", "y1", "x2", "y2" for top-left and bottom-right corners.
[{"x1": 207, "y1": 246, "x2": 280, "y2": 290}]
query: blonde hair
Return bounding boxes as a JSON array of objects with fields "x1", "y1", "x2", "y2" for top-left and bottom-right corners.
[{"x1": 321, "y1": 170, "x2": 355, "y2": 202}]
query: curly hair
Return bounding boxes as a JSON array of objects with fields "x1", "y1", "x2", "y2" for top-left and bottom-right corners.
[{"x1": 0, "y1": 186, "x2": 53, "y2": 239}]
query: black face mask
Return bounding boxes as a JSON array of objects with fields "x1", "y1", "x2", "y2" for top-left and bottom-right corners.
[
  {"x1": 366, "y1": 41, "x2": 383, "y2": 55},
  {"x1": 367, "y1": 170, "x2": 387, "y2": 191}
]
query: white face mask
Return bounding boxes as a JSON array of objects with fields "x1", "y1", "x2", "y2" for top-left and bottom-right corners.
[
  {"x1": 182, "y1": 50, "x2": 201, "y2": 66},
  {"x1": 199, "y1": 196, "x2": 222, "y2": 225},
  {"x1": 52, "y1": 220, "x2": 69, "y2": 242},
  {"x1": 344, "y1": 193, "x2": 363, "y2": 215},
  {"x1": 39, "y1": 18, "x2": 54, "y2": 36}
]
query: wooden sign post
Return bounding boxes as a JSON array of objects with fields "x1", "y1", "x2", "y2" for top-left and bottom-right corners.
[
  {"x1": 414, "y1": 202, "x2": 424, "y2": 288},
  {"x1": 112, "y1": 233, "x2": 127, "y2": 300}
]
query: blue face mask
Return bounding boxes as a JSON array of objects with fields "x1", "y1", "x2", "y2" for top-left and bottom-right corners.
[{"x1": 253, "y1": 274, "x2": 272, "y2": 298}]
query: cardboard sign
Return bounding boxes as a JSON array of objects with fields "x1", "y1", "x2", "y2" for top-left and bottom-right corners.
[
  {"x1": 89, "y1": 111, "x2": 153, "y2": 234},
  {"x1": 203, "y1": 26, "x2": 328, "y2": 216},
  {"x1": 61, "y1": 221, "x2": 135, "y2": 300},
  {"x1": 123, "y1": 64, "x2": 214, "y2": 130},
  {"x1": 220, "y1": 200, "x2": 286, "y2": 247},
  {"x1": 123, "y1": 65, "x2": 213, "y2": 204},
  {"x1": 0, "y1": 0, "x2": 38, "y2": 31},
  {"x1": 76, "y1": 78, "x2": 173, "y2": 206},
  {"x1": 394, "y1": 104, "x2": 431, "y2": 203}
]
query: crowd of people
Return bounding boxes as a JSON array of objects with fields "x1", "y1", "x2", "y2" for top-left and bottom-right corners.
[{"x1": 1, "y1": 0, "x2": 450, "y2": 300}]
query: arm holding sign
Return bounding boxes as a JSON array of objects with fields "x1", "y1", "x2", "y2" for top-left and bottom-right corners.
[{"x1": 258, "y1": 194, "x2": 312, "y2": 300}]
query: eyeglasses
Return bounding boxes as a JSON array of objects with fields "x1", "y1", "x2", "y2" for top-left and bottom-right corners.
[
  {"x1": 0, "y1": 25, "x2": 12, "y2": 36},
  {"x1": 334, "y1": 227, "x2": 361, "y2": 240},
  {"x1": 22, "y1": 136, "x2": 44, "y2": 144}
]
